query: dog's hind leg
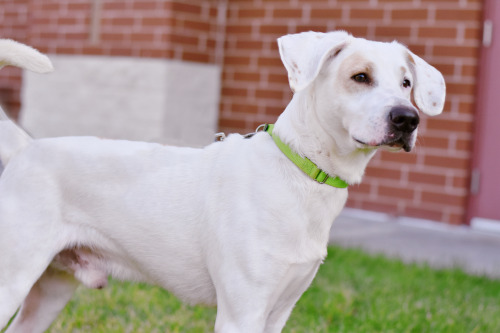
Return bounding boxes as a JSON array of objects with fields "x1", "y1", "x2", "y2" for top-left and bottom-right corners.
[
  {"x1": 0, "y1": 202, "x2": 65, "y2": 331},
  {"x1": 0, "y1": 235, "x2": 52, "y2": 331},
  {"x1": 0, "y1": 254, "x2": 57, "y2": 332},
  {"x1": 0, "y1": 244, "x2": 64, "y2": 332},
  {"x1": 4, "y1": 267, "x2": 79, "y2": 333}
]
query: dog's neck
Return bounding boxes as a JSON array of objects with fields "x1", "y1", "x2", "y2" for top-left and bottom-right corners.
[{"x1": 273, "y1": 90, "x2": 377, "y2": 185}]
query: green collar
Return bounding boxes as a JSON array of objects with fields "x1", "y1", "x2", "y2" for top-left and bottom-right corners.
[{"x1": 264, "y1": 124, "x2": 349, "y2": 188}]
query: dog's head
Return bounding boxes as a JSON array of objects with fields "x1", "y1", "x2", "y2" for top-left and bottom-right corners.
[{"x1": 278, "y1": 31, "x2": 445, "y2": 153}]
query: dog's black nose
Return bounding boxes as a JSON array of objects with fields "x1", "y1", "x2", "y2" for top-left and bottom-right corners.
[{"x1": 388, "y1": 107, "x2": 419, "y2": 133}]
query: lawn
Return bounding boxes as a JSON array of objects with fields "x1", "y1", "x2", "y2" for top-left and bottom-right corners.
[{"x1": 5, "y1": 246, "x2": 500, "y2": 332}]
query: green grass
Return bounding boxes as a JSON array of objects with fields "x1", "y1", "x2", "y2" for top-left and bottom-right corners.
[{"x1": 4, "y1": 246, "x2": 500, "y2": 332}]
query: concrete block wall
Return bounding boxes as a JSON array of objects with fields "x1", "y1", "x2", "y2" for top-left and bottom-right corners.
[{"x1": 22, "y1": 55, "x2": 221, "y2": 146}]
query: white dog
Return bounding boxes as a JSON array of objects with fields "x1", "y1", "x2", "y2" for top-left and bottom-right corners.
[{"x1": 0, "y1": 31, "x2": 445, "y2": 332}]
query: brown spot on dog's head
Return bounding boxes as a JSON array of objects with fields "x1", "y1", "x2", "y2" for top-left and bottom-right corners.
[
  {"x1": 407, "y1": 52, "x2": 416, "y2": 66},
  {"x1": 338, "y1": 53, "x2": 375, "y2": 93}
]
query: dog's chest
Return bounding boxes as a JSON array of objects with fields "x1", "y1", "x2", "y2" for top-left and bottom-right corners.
[{"x1": 296, "y1": 186, "x2": 348, "y2": 259}]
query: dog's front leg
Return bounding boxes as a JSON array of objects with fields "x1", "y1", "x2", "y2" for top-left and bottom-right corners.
[
  {"x1": 263, "y1": 261, "x2": 322, "y2": 333},
  {"x1": 211, "y1": 256, "x2": 285, "y2": 332},
  {"x1": 213, "y1": 277, "x2": 269, "y2": 333},
  {"x1": 211, "y1": 256, "x2": 321, "y2": 333}
]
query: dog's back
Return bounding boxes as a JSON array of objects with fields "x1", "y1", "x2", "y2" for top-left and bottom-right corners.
[{"x1": 0, "y1": 110, "x2": 32, "y2": 172}]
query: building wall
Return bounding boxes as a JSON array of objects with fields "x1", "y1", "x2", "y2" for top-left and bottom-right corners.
[
  {"x1": 0, "y1": 0, "x2": 223, "y2": 118},
  {"x1": 1, "y1": 0, "x2": 223, "y2": 146},
  {"x1": 0, "y1": 0, "x2": 484, "y2": 224}
]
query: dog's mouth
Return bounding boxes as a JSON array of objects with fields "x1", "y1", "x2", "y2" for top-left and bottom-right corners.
[{"x1": 354, "y1": 133, "x2": 413, "y2": 152}]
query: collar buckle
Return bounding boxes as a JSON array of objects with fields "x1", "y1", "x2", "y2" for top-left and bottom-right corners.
[{"x1": 314, "y1": 170, "x2": 330, "y2": 184}]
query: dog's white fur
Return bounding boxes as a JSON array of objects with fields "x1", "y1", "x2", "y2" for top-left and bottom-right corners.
[{"x1": 0, "y1": 31, "x2": 445, "y2": 332}]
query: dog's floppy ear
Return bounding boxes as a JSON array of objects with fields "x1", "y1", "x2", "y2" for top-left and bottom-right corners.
[
  {"x1": 407, "y1": 51, "x2": 445, "y2": 116},
  {"x1": 0, "y1": 39, "x2": 53, "y2": 73},
  {"x1": 277, "y1": 31, "x2": 351, "y2": 93}
]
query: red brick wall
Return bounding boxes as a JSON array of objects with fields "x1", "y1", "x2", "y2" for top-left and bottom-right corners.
[
  {"x1": 28, "y1": 0, "x2": 220, "y2": 62},
  {"x1": 0, "y1": 0, "x2": 484, "y2": 224}
]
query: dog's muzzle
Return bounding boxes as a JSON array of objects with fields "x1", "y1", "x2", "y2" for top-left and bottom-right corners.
[{"x1": 384, "y1": 106, "x2": 420, "y2": 152}]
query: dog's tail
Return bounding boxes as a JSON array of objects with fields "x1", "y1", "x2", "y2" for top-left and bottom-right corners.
[
  {"x1": 0, "y1": 40, "x2": 53, "y2": 171},
  {"x1": 0, "y1": 39, "x2": 53, "y2": 74}
]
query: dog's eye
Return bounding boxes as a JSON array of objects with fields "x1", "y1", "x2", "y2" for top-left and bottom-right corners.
[
  {"x1": 351, "y1": 73, "x2": 370, "y2": 84},
  {"x1": 402, "y1": 79, "x2": 411, "y2": 88}
]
